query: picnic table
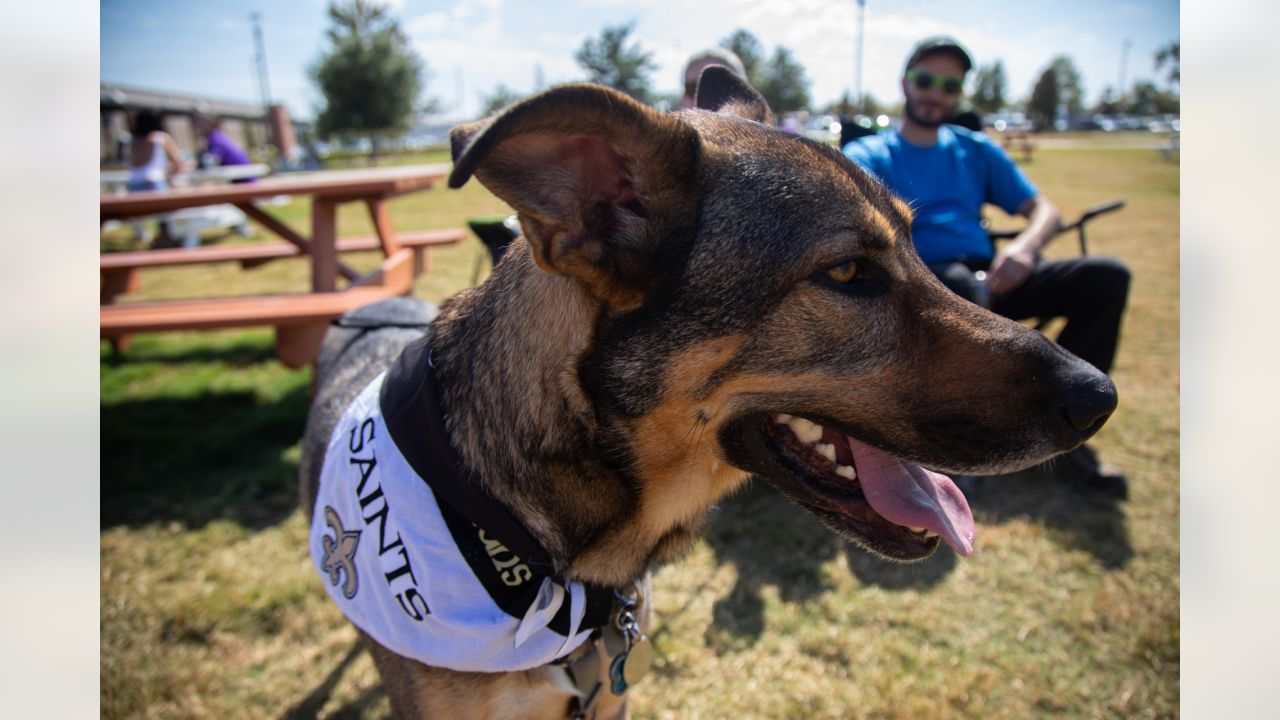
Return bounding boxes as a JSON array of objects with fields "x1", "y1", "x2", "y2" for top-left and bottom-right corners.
[
  {"x1": 99, "y1": 163, "x2": 272, "y2": 192},
  {"x1": 102, "y1": 164, "x2": 273, "y2": 248},
  {"x1": 100, "y1": 164, "x2": 466, "y2": 367},
  {"x1": 999, "y1": 129, "x2": 1036, "y2": 162}
]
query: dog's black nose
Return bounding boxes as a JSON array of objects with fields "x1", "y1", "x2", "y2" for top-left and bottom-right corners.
[{"x1": 1057, "y1": 363, "x2": 1118, "y2": 437}]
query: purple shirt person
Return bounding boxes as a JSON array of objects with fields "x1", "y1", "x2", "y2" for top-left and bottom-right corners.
[
  {"x1": 207, "y1": 128, "x2": 251, "y2": 166},
  {"x1": 195, "y1": 114, "x2": 254, "y2": 181}
]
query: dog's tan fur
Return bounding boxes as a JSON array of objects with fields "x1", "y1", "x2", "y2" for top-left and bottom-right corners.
[{"x1": 301, "y1": 68, "x2": 1115, "y2": 718}]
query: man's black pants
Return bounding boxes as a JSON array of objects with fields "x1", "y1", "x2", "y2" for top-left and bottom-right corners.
[{"x1": 930, "y1": 256, "x2": 1131, "y2": 374}]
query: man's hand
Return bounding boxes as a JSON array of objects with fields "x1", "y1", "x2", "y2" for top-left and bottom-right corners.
[
  {"x1": 986, "y1": 243, "x2": 1036, "y2": 295},
  {"x1": 987, "y1": 195, "x2": 1061, "y2": 296}
]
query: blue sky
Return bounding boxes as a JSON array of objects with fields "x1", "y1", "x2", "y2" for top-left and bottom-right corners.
[{"x1": 101, "y1": 0, "x2": 1179, "y2": 121}]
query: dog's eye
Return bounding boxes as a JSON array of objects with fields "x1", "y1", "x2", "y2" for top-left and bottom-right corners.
[
  {"x1": 812, "y1": 258, "x2": 886, "y2": 298},
  {"x1": 825, "y1": 261, "x2": 859, "y2": 284}
]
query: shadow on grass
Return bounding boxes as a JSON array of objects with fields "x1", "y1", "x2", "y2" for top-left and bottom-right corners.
[
  {"x1": 101, "y1": 383, "x2": 310, "y2": 531},
  {"x1": 844, "y1": 541, "x2": 960, "y2": 590},
  {"x1": 702, "y1": 480, "x2": 844, "y2": 650},
  {"x1": 701, "y1": 479, "x2": 964, "y2": 648},
  {"x1": 101, "y1": 335, "x2": 280, "y2": 367},
  {"x1": 701, "y1": 467, "x2": 1134, "y2": 646},
  {"x1": 966, "y1": 467, "x2": 1135, "y2": 570},
  {"x1": 283, "y1": 638, "x2": 385, "y2": 720}
]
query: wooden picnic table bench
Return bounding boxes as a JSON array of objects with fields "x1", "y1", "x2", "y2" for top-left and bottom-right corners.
[
  {"x1": 101, "y1": 249, "x2": 416, "y2": 368},
  {"x1": 100, "y1": 228, "x2": 466, "y2": 304},
  {"x1": 1000, "y1": 129, "x2": 1036, "y2": 162},
  {"x1": 100, "y1": 165, "x2": 459, "y2": 367}
]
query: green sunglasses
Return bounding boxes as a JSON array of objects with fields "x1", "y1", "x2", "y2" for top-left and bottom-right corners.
[{"x1": 906, "y1": 70, "x2": 964, "y2": 96}]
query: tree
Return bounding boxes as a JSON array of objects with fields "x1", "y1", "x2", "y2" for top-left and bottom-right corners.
[
  {"x1": 1027, "y1": 71, "x2": 1058, "y2": 132},
  {"x1": 1027, "y1": 56, "x2": 1084, "y2": 131},
  {"x1": 480, "y1": 84, "x2": 523, "y2": 117},
  {"x1": 1154, "y1": 41, "x2": 1180, "y2": 85},
  {"x1": 1093, "y1": 86, "x2": 1124, "y2": 115},
  {"x1": 858, "y1": 94, "x2": 884, "y2": 116},
  {"x1": 718, "y1": 30, "x2": 812, "y2": 116},
  {"x1": 1128, "y1": 80, "x2": 1180, "y2": 115},
  {"x1": 757, "y1": 46, "x2": 811, "y2": 114},
  {"x1": 970, "y1": 61, "x2": 1007, "y2": 115},
  {"x1": 824, "y1": 91, "x2": 882, "y2": 117},
  {"x1": 310, "y1": 0, "x2": 431, "y2": 161},
  {"x1": 574, "y1": 22, "x2": 656, "y2": 103},
  {"x1": 720, "y1": 28, "x2": 766, "y2": 88},
  {"x1": 825, "y1": 91, "x2": 853, "y2": 116}
]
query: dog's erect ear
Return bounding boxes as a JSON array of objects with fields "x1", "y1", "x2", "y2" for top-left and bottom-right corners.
[
  {"x1": 694, "y1": 65, "x2": 773, "y2": 125},
  {"x1": 449, "y1": 85, "x2": 699, "y2": 307}
]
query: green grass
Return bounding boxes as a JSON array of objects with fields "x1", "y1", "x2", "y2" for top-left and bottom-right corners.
[{"x1": 101, "y1": 140, "x2": 1179, "y2": 719}]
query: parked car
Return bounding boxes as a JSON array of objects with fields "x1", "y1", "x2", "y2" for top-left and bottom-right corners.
[
  {"x1": 804, "y1": 115, "x2": 842, "y2": 145},
  {"x1": 987, "y1": 111, "x2": 1032, "y2": 133},
  {"x1": 1068, "y1": 115, "x2": 1117, "y2": 132}
]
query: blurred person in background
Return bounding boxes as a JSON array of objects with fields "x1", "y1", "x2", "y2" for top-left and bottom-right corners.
[
  {"x1": 126, "y1": 108, "x2": 185, "y2": 192},
  {"x1": 194, "y1": 113, "x2": 253, "y2": 181},
  {"x1": 125, "y1": 108, "x2": 188, "y2": 245},
  {"x1": 679, "y1": 47, "x2": 747, "y2": 109},
  {"x1": 843, "y1": 36, "x2": 1131, "y2": 498}
]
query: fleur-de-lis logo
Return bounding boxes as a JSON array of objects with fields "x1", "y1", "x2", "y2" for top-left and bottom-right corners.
[{"x1": 321, "y1": 506, "x2": 361, "y2": 599}]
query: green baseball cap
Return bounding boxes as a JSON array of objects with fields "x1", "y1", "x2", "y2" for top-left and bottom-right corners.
[{"x1": 905, "y1": 36, "x2": 973, "y2": 73}]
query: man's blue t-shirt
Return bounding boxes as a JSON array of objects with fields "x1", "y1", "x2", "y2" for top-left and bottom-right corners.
[{"x1": 842, "y1": 125, "x2": 1037, "y2": 265}]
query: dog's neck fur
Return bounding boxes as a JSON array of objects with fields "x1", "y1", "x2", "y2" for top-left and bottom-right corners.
[{"x1": 430, "y1": 242, "x2": 700, "y2": 587}]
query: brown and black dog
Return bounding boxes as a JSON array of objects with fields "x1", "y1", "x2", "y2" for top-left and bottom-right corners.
[{"x1": 300, "y1": 67, "x2": 1115, "y2": 719}]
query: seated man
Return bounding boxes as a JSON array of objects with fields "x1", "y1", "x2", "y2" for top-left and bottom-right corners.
[{"x1": 843, "y1": 36, "x2": 1130, "y2": 497}]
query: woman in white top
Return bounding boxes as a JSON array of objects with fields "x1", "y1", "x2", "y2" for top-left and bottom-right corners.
[{"x1": 126, "y1": 109, "x2": 186, "y2": 192}]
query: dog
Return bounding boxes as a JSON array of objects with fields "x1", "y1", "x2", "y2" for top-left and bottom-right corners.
[{"x1": 299, "y1": 67, "x2": 1116, "y2": 719}]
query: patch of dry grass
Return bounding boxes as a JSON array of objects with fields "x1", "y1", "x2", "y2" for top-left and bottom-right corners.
[{"x1": 101, "y1": 142, "x2": 1179, "y2": 719}]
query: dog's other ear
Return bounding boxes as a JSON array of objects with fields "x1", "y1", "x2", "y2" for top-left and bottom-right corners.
[
  {"x1": 449, "y1": 85, "x2": 699, "y2": 308},
  {"x1": 695, "y1": 65, "x2": 774, "y2": 125}
]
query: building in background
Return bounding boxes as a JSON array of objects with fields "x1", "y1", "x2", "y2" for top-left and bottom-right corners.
[{"x1": 100, "y1": 83, "x2": 297, "y2": 168}]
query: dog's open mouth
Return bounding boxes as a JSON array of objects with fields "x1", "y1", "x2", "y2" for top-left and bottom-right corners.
[{"x1": 761, "y1": 413, "x2": 975, "y2": 559}]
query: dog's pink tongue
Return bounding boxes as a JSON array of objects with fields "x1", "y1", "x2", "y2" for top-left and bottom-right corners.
[{"x1": 846, "y1": 437, "x2": 975, "y2": 556}]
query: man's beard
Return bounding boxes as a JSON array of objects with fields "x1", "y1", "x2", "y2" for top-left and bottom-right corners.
[{"x1": 904, "y1": 96, "x2": 948, "y2": 128}]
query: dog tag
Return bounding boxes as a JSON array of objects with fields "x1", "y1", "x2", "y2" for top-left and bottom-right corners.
[
  {"x1": 608, "y1": 636, "x2": 654, "y2": 695},
  {"x1": 621, "y1": 636, "x2": 653, "y2": 686}
]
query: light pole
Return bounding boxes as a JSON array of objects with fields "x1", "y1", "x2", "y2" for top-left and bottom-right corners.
[
  {"x1": 251, "y1": 13, "x2": 273, "y2": 109},
  {"x1": 1117, "y1": 37, "x2": 1132, "y2": 99},
  {"x1": 855, "y1": 0, "x2": 867, "y2": 112}
]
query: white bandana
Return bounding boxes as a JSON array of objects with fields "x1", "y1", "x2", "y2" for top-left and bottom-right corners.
[{"x1": 310, "y1": 373, "x2": 595, "y2": 672}]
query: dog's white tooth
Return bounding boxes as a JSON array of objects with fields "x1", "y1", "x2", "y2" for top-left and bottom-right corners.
[
  {"x1": 835, "y1": 464, "x2": 856, "y2": 480},
  {"x1": 908, "y1": 526, "x2": 927, "y2": 533},
  {"x1": 775, "y1": 413, "x2": 793, "y2": 425},
  {"x1": 787, "y1": 417, "x2": 824, "y2": 444},
  {"x1": 816, "y1": 443, "x2": 836, "y2": 462}
]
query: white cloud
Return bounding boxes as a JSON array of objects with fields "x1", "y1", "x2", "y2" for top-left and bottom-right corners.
[
  {"x1": 404, "y1": 0, "x2": 575, "y2": 117},
  {"x1": 406, "y1": 12, "x2": 450, "y2": 34}
]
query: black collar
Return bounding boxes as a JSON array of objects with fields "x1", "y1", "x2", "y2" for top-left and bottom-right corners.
[{"x1": 379, "y1": 336, "x2": 615, "y2": 635}]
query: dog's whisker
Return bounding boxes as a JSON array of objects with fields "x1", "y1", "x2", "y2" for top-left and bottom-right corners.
[
  {"x1": 683, "y1": 419, "x2": 705, "y2": 454},
  {"x1": 691, "y1": 410, "x2": 716, "y2": 454},
  {"x1": 681, "y1": 409, "x2": 715, "y2": 456},
  {"x1": 681, "y1": 416, "x2": 703, "y2": 447}
]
